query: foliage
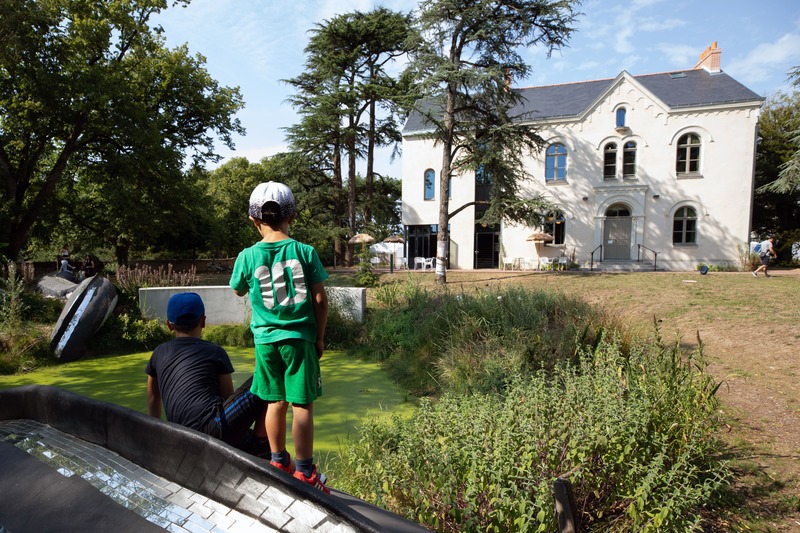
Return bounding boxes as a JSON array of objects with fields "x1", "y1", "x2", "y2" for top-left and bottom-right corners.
[
  {"x1": 284, "y1": 8, "x2": 415, "y2": 265},
  {"x1": 406, "y1": 0, "x2": 580, "y2": 282},
  {"x1": 0, "y1": 0, "x2": 244, "y2": 261},
  {"x1": 753, "y1": 91, "x2": 800, "y2": 235},
  {"x1": 353, "y1": 244, "x2": 379, "y2": 287},
  {"x1": 116, "y1": 313, "x2": 171, "y2": 351},
  {"x1": 0, "y1": 267, "x2": 54, "y2": 374},
  {"x1": 357, "y1": 281, "x2": 607, "y2": 396},
  {"x1": 337, "y1": 324, "x2": 729, "y2": 532},
  {"x1": 203, "y1": 324, "x2": 254, "y2": 348},
  {"x1": 114, "y1": 264, "x2": 197, "y2": 304},
  {"x1": 695, "y1": 262, "x2": 740, "y2": 273},
  {"x1": 762, "y1": 68, "x2": 800, "y2": 195}
]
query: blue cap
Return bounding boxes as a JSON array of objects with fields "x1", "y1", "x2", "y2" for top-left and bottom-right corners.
[{"x1": 166, "y1": 292, "x2": 205, "y2": 327}]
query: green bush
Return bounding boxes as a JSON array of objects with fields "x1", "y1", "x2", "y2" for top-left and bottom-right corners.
[
  {"x1": 105, "y1": 313, "x2": 171, "y2": 351},
  {"x1": 336, "y1": 331, "x2": 728, "y2": 532},
  {"x1": 0, "y1": 271, "x2": 54, "y2": 374},
  {"x1": 204, "y1": 324, "x2": 254, "y2": 347},
  {"x1": 357, "y1": 283, "x2": 608, "y2": 396}
]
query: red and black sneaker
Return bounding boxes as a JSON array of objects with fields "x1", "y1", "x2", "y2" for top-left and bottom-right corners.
[
  {"x1": 293, "y1": 465, "x2": 330, "y2": 494},
  {"x1": 270, "y1": 452, "x2": 296, "y2": 475}
]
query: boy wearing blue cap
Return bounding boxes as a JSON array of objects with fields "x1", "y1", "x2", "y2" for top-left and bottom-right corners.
[
  {"x1": 145, "y1": 292, "x2": 268, "y2": 454},
  {"x1": 230, "y1": 181, "x2": 330, "y2": 493}
]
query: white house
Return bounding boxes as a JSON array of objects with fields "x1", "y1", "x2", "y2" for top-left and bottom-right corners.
[{"x1": 400, "y1": 43, "x2": 764, "y2": 271}]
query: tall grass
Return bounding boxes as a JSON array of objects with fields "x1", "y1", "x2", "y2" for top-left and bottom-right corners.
[
  {"x1": 0, "y1": 266, "x2": 54, "y2": 373},
  {"x1": 361, "y1": 283, "x2": 611, "y2": 396},
  {"x1": 339, "y1": 281, "x2": 728, "y2": 531}
]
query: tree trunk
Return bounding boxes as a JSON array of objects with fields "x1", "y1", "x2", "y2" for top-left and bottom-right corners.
[
  {"x1": 347, "y1": 119, "x2": 358, "y2": 267},
  {"x1": 365, "y1": 97, "x2": 376, "y2": 224},
  {"x1": 437, "y1": 81, "x2": 457, "y2": 285},
  {"x1": 332, "y1": 141, "x2": 346, "y2": 268}
]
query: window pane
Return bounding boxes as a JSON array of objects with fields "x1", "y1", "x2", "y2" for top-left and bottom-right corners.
[
  {"x1": 623, "y1": 142, "x2": 636, "y2": 177},
  {"x1": 689, "y1": 146, "x2": 700, "y2": 172},
  {"x1": 424, "y1": 169, "x2": 435, "y2": 200},
  {"x1": 604, "y1": 143, "x2": 617, "y2": 178},
  {"x1": 677, "y1": 134, "x2": 701, "y2": 175},
  {"x1": 616, "y1": 108, "x2": 626, "y2": 128},
  {"x1": 546, "y1": 143, "x2": 567, "y2": 182}
]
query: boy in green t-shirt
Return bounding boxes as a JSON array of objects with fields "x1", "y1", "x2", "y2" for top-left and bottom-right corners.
[{"x1": 230, "y1": 181, "x2": 330, "y2": 493}]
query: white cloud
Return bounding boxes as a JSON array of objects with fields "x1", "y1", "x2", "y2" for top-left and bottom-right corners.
[{"x1": 726, "y1": 32, "x2": 800, "y2": 85}]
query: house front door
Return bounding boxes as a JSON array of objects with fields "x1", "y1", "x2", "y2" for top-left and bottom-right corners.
[{"x1": 604, "y1": 217, "x2": 632, "y2": 260}]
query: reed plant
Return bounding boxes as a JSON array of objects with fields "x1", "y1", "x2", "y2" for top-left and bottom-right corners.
[{"x1": 114, "y1": 263, "x2": 197, "y2": 303}]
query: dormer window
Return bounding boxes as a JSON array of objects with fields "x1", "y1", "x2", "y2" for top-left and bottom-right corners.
[{"x1": 616, "y1": 108, "x2": 626, "y2": 128}]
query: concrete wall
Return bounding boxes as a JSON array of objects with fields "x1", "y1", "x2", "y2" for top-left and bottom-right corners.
[{"x1": 139, "y1": 286, "x2": 366, "y2": 324}]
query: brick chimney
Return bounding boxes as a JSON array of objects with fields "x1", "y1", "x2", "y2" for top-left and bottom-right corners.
[{"x1": 694, "y1": 42, "x2": 721, "y2": 73}]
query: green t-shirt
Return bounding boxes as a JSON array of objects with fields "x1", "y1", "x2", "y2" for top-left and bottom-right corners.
[{"x1": 230, "y1": 239, "x2": 329, "y2": 345}]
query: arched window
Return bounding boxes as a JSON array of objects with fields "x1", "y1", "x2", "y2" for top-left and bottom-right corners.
[
  {"x1": 623, "y1": 141, "x2": 637, "y2": 178},
  {"x1": 603, "y1": 143, "x2": 617, "y2": 179},
  {"x1": 673, "y1": 206, "x2": 697, "y2": 244},
  {"x1": 676, "y1": 134, "x2": 701, "y2": 175},
  {"x1": 424, "y1": 169, "x2": 435, "y2": 201},
  {"x1": 545, "y1": 143, "x2": 567, "y2": 182},
  {"x1": 616, "y1": 107, "x2": 626, "y2": 128},
  {"x1": 606, "y1": 203, "x2": 631, "y2": 217},
  {"x1": 545, "y1": 210, "x2": 566, "y2": 245}
]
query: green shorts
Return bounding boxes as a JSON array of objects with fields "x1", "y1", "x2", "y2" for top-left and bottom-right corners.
[{"x1": 250, "y1": 339, "x2": 322, "y2": 404}]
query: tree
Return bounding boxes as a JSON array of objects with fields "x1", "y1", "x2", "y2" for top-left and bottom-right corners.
[
  {"x1": 285, "y1": 8, "x2": 415, "y2": 265},
  {"x1": 407, "y1": 0, "x2": 580, "y2": 283},
  {"x1": 754, "y1": 91, "x2": 800, "y2": 235},
  {"x1": 0, "y1": 0, "x2": 244, "y2": 261},
  {"x1": 761, "y1": 66, "x2": 800, "y2": 195}
]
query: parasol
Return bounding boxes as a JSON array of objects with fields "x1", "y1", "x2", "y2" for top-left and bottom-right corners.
[
  {"x1": 382, "y1": 235, "x2": 405, "y2": 244},
  {"x1": 348, "y1": 233, "x2": 375, "y2": 245},
  {"x1": 526, "y1": 232, "x2": 554, "y2": 243}
]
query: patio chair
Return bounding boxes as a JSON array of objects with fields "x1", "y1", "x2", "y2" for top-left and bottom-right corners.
[
  {"x1": 558, "y1": 257, "x2": 569, "y2": 270},
  {"x1": 540, "y1": 257, "x2": 553, "y2": 271},
  {"x1": 502, "y1": 256, "x2": 516, "y2": 270},
  {"x1": 521, "y1": 257, "x2": 536, "y2": 271}
]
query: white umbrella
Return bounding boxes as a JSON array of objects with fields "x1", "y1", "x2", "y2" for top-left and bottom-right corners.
[
  {"x1": 348, "y1": 233, "x2": 375, "y2": 245},
  {"x1": 526, "y1": 232, "x2": 554, "y2": 243}
]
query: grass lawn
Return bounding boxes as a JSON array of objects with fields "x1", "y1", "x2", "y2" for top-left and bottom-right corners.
[{"x1": 0, "y1": 348, "x2": 414, "y2": 473}]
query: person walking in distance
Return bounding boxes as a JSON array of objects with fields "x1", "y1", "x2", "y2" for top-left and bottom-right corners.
[{"x1": 753, "y1": 236, "x2": 778, "y2": 277}]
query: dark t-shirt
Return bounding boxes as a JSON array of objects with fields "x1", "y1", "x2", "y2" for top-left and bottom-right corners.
[{"x1": 145, "y1": 337, "x2": 235, "y2": 431}]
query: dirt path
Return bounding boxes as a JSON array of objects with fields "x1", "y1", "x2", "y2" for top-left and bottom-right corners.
[{"x1": 400, "y1": 267, "x2": 800, "y2": 530}]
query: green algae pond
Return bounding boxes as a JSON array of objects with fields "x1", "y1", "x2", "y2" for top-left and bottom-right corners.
[{"x1": 0, "y1": 349, "x2": 414, "y2": 472}]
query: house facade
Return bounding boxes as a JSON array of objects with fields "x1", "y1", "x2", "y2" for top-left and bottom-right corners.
[{"x1": 400, "y1": 43, "x2": 764, "y2": 271}]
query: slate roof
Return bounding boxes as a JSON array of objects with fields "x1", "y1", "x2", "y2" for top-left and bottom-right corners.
[{"x1": 403, "y1": 68, "x2": 764, "y2": 134}]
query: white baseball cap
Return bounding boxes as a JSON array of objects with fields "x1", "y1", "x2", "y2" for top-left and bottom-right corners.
[{"x1": 248, "y1": 181, "x2": 295, "y2": 219}]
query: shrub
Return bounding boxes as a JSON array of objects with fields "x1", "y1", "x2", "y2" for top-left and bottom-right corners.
[
  {"x1": 204, "y1": 324, "x2": 254, "y2": 347},
  {"x1": 335, "y1": 330, "x2": 728, "y2": 532},
  {"x1": 357, "y1": 283, "x2": 608, "y2": 396},
  {"x1": 0, "y1": 268, "x2": 54, "y2": 374},
  {"x1": 113, "y1": 264, "x2": 197, "y2": 303}
]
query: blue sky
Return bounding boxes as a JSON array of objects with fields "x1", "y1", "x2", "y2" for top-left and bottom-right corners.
[{"x1": 153, "y1": 0, "x2": 800, "y2": 175}]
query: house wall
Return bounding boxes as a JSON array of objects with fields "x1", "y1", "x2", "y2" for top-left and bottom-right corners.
[{"x1": 402, "y1": 75, "x2": 761, "y2": 271}]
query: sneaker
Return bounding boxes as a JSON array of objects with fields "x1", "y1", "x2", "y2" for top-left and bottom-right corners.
[
  {"x1": 270, "y1": 453, "x2": 296, "y2": 475},
  {"x1": 294, "y1": 465, "x2": 331, "y2": 494},
  {"x1": 752, "y1": 271, "x2": 758, "y2": 277},
  {"x1": 764, "y1": 273, "x2": 771, "y2": 278}
]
